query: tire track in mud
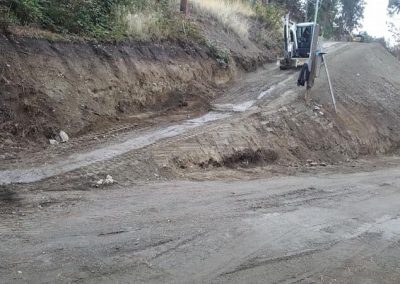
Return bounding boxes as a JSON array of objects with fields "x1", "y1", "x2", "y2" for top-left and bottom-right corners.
[
  {"x1": 220, "y1": 243, "x2": 337, "y2": 277},
  {"x1": 2, "y1": 165, "x2": 400, "y2": 283}
]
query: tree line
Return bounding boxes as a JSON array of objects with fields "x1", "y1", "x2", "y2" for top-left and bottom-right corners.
[
  {"x1": 180, "y1": 0, "x2": 366, "y2": 38},
  {"x1": 252, "y1": 0, "x2": 398, "y2": 42},
  {"x1": 259, "y1": 0, "x2": 366, "y2": 38}
]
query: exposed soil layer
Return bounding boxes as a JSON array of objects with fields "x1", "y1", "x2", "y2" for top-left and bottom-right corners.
[
  {"x1": 0, "y1": 34, "x2": 233, "y2": 152},
  {"x1": 0, "y1": 15, "x2": 279, "y2": 155}
]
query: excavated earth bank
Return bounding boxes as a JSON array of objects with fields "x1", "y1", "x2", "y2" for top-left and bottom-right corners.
[
  {"x1": 0, "y1": 41, "x2": 400, "y2": 192},
  {"x1": 0, "y1": 34, "x2": 272, "y2": 154}
]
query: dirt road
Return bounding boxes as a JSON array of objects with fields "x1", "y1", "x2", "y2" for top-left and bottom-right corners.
[{"x1": 2, "y1": 163, "x2": 400, "y2": 283}]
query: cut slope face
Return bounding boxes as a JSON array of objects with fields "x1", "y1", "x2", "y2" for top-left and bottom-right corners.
[
  {"x1": 0, "y1": 11, "x2": 278, "y2": 155},
  {"x1": 0, "y1": 35, "x2": 233, "y2": 150}
]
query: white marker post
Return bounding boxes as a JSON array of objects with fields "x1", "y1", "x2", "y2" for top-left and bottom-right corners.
[{"x1": 322, "y1": 54, "x2": 337, "y2": 113}]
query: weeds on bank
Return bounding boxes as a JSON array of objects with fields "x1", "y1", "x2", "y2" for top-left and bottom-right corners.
[
  {"x1": 0, "y1": 0, "x2": 283, "y2": 43},
  {"x1": 115, "y1": 1, "x2": 200, "y2": 42},
  {"x1": 204, "y1": 40, "x2": 231, "y2": 64},
  {"x1": 190, "y1": 0, "x2": 254, "y2": 40}
]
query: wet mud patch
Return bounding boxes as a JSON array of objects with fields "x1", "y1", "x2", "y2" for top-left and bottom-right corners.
[
  {"x1": 173, "y1": 148, "x2": 278, "y2": 170},
  {"x1": 0, "y1": 185, "x2": 19, "y2": 203},
  {"x1": 222, "y1": 148, "x2": 278, "y2": 168},
  {"x1": 0, "y1": 185, "x2": 23, "y2": 216}
]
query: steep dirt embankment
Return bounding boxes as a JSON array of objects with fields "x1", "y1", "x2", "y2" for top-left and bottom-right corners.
[
  {"x1": 0, "y1": 34, "x2": 233, "y2": 147},
  {"x1": 0, "y1": 24, "x2": 279, "y2": 155},
  {"x1": 152, "y1": 43, "x2": 400, "y2": 178}
]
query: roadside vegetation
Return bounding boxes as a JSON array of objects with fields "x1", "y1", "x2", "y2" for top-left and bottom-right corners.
[
  {"x1": 0, "y1": 0, "x2": 285, "y2": 42},
  {"x1": 1, "y1": 0, "x2": 397, "y2": 58},
  {"x1": 0, "y1": 0, "x2": 184, "y2": 40}
]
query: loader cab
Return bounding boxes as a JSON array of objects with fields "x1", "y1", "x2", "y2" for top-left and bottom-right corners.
[
  {"x1": 294, "y1": 22, "x2": 315, "y2": 58},
  {"x1": 281, "y1": 18, "x2": 317, "y2": 70}
]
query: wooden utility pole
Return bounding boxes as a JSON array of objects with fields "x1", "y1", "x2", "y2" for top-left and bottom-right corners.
[{"x1": 180, "y1": 0, "x2": 189, "y2": 16}]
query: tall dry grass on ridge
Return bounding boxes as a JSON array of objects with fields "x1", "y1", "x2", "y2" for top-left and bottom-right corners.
[
  {"x1": 190, "y1": 0, "x2": 254, "y2": 40},
  {"x1": 118, "y1": 0, "x2": 255, "y2": 41},
  {"x1": 123, "y1": 11, "x2": 166, "y2": 41},
  {"x1": 115, "y1": 0, "x2": 179, "y2": 41}
]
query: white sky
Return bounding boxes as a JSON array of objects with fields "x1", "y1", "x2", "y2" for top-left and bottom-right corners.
[{"x1": 361, "y1": 0, "x2": 399, "y2": 43}]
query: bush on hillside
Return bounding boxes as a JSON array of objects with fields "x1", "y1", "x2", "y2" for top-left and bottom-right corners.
[
  {"x1": 1, "y1": 0, "x2": 153, "y2": 38},
  {"x1": 0, "y1": 0, "x2": 284, "y2": 41}
]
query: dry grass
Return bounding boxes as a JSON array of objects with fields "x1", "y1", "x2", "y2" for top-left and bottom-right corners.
[
  {"x1": 116, "y1": 0, "x2": 256, "y2": 41},
  {"x1": 190, "y1": 0, "x2": 255, "y2": 40},
  {"x1": 123, "y1": 11, "x2": 165, "y2": 41},
  {"x1": 115, "y1": 2, "x2": 183, "y2": 41}
]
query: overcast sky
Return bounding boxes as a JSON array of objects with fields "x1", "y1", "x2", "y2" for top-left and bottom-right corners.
[{"x1": 361, "y1": 0, "x2": 399, "y2": 42}]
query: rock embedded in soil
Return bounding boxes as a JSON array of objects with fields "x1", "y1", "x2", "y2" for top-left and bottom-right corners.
[
  {"x1": 49, "y1": 139, "x2": 59, "y2": 145},
  {"x1": 58, "y1": 131, "x2": 69, "y2": 143}
]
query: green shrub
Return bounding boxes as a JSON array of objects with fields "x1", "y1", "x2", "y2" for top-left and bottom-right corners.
[
  {"x1": 0, "y1": 0, "x2": 283, "y2": 42},
  {"x1": 6, "y1": 0, "x2": 42, "y2": 24},
  {"x1": 39, "y1": 0, "x2": 131, "y2": 37},
  {"x1": 205, "y1": 40, "x2": 231, "y2": 64},
  {"x1": 0, "y1": 0, "x2": 196, "y2": 40}
]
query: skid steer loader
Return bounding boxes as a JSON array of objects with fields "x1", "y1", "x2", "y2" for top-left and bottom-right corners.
[{"x1": 279, "y1": 14, "x2": 319, "y2": 70}]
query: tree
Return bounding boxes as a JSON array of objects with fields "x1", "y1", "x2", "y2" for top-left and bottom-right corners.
[
  {"x1": 269, "y1": 0, "x2": 365, "y2": 38},
  {"x1": 337, "y1": 0, "x2": 365, "y2": 34},
  {"x1": 388, "y1": 1, "x2": 400, "y2": 50},
  {"x1": 269, "y1": 0, "x2": 304, "y2": 21},
  {"x1": 388, "y1": 0, "x2": 400, "y2": 14},
  {"x1": 305, "y1": 0, "x2": 340, "y2": 38},
  {"x1": 180, "y1": 0, "x2": 188, "y2": 16}
]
